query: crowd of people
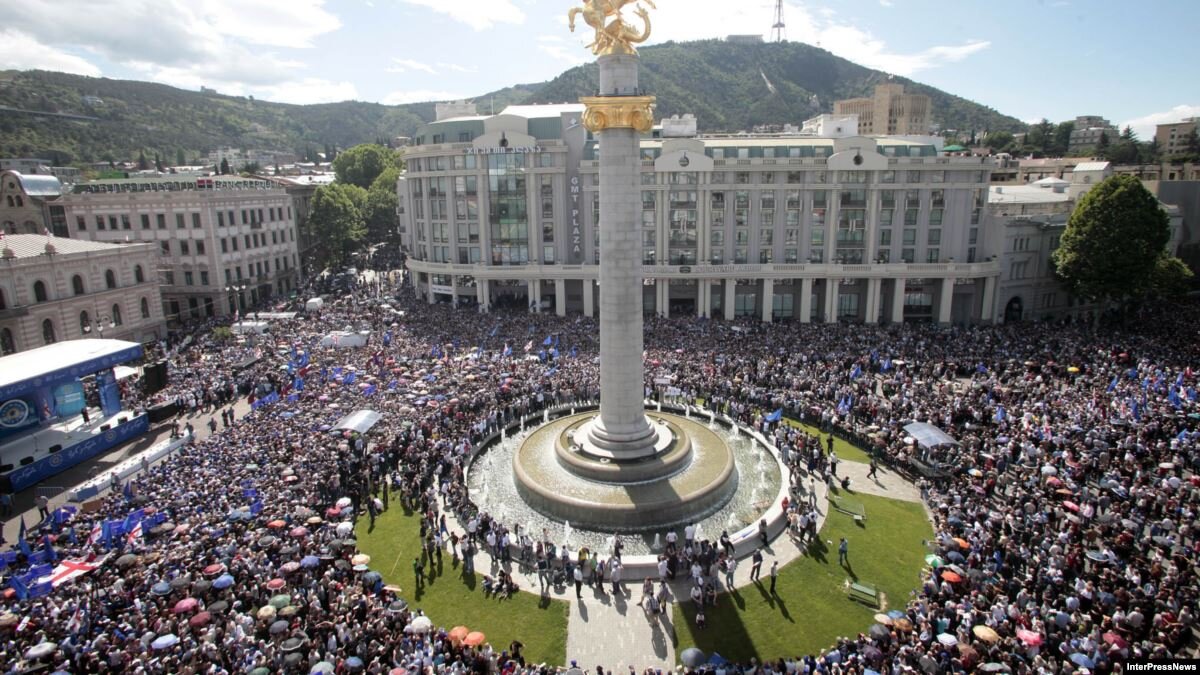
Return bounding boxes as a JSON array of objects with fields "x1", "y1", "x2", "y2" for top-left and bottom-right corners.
[{"x1": 1, "y1": 261, "x2": 1197, "y2": 674}]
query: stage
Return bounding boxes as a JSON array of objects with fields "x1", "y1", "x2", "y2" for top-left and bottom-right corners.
[{"x1": 0, "y1": 339, "x2": 151, "y2": 493}]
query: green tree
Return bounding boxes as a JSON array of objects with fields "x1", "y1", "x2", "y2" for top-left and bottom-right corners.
[
  {"x1": 1052, "y1": 120, "x2": 1074, "y2": 156},
  {"x1": 1141, "y1": 137, "x2": 1161, "y2": 164},
  {"x1": 309, "y1": 183, "x2": 368, "y2": 268},
  {"x1": 137, "y1": 150, "x2": 148, "y2": 170},
  {"x1": 1052, "y1": 175, "x2": 1172, "y2": 313},
  {"x1": 176, "y1": 148, "x2": 186, "y2": 166},
  {"x1": 154, "y1": 152, "x2": 164, "y2": 172},
  {"x1": 242, "y1": 161, "x2": 261, "y2": 175},
  {"x1": 332, "y1": 144, "x2": 398, "y2": 189},
  {"x1": 1147, "y1": 254, "x2": 1194, "y2": 298},
  {"x1": 1181, "y1": 129, "x2": 1200, "y2": 161},
  {"x1": 364, "y1": 167, "x2": 401, "y2": 242},
  {"x1": 219, "y1": 158, "x2": 230, "y2": 175},
  {"x1": 1095, "y1": 131, "x2": 1110, "y2": 159},
  {"x1": 982, "y1": 130, "x2": 1014, "y2": 152}
]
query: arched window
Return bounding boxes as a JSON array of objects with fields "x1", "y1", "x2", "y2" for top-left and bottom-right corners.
[
  {"x1": 79, "y1": 310, "x2": 91, "y2": 334},
  {"x1": 112, "y1": 303, "x2": 123, "y2": 326},
  {"x1": 140, "y1": 297, "x2": 150, "y2": 319},
  {"x1": 42, "y1": 319, "x2": 56, "y2": 345},
  {"x1": 105, "y1": 269, "x2": 117, "y2": 289},
  {"x1": 1, "y1": 221, "x2": 14, "y2": 234},
  {"x1": 33, "y1": 280, "x2": 48, "y2": 303},
  {"x1": 134, "y1": 265, "x2": 145, "y2": 283},
  {"x1": 15, "y1": 196, "x2": 24, "y2": 207},
  {"x1": 22, "y1": 220, "x2": 36, "y2": 233},
  {"x1": 72, "y1": 274, "x2": 85, "y2": 295},
  {"x1": 0, "y1": 287, "x2": 5, "y2": 310},
  {"x1": 0, "y1": 327, "x2": 14, "y2": 355}
]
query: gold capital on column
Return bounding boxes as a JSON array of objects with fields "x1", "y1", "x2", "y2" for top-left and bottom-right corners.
[{"x1": 580, "y1": 95, "x2": 656, "y2": 133}]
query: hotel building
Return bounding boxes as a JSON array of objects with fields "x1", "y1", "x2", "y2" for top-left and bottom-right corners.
[{"x1": 400, "y1": 104, "x2": 1002, "y2": 324}]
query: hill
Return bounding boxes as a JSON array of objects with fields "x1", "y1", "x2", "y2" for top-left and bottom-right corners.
[
  {"x1": 529, "y1": 40, "x2": 1023, "y2": 135},
  {"x1": 0, "y1": 40, "x2": 1023, "y2": 165}
]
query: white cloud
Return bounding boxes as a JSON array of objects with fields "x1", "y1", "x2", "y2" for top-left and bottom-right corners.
[
  {"x1": 1122, "y1": 104, "x2": 1200, "y2": 140},
  {"x1": 382, "y1": 89, "x2": 468, "y2": 105},
  {"x1": 398, "y1": 0, "x2": 524, "y2": 31},
  {"x1": 438, "y1": 62, "x2": 477, "y2": 74},
  {"x1": 257, "y1": 78, "x2": 359, "y2": 104},
  {"x1": 0, "y1": 29, "x2": 101, "y2": 76},
  {"x1": 879, "y1": 0, "x2": 894, "y2": 6},
  {"x1": 644, "y1": 0, "x2": 988, "y2": 76},
  {"x1": 387, "y1": 58, "x2": 437, "y2": 74},
  {"x1": 3, "y1": 0, "x2": 344, "y2": 102},
  {"x1": 538, "y1": 43, "x2": 589, "y2": 67}
]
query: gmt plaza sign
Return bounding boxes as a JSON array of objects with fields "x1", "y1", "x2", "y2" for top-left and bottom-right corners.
[{"x1": 462, "y1": 146, "x2": 544, "y2": 155}]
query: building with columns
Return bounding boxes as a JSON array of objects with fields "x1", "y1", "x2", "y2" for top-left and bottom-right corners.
[
  {"x1": 0, "y1": 234, "x2": 165, "y2": 355},
  {"x1": 53, "y1": 176, "x2": 301, "y2": 324},
  {"x1": 399, "y1": 104, "x2": 1002, "y2": 324}
]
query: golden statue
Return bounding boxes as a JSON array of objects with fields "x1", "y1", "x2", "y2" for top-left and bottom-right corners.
[{"x1": 568, "y1": 0, "x2": 655, "y2": 57}]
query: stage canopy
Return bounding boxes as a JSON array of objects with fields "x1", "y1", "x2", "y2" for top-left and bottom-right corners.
[
  {"x1": 332, "y1": 410, "x2": 383, "y2": 434},
  {"x1": 0, "y1": 339, "x2": 143, "y2": 400},
  {"x1": 903, "y1": 422, "x2": 959, "y2": 449}
]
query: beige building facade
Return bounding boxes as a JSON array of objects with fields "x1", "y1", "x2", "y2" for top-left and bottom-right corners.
[
  {"x1": 56, "y1": 177, "x2": 301, "y2": 322},
  {"x1": 1156, "y1": 118, "x2": 1198, "y2": 157},
  {"x1": 833, "y1": 84, "x2": 931, "y2": 136},
  {"x1": 0, "y1": 234, "x2": 165, "y2": 355}
]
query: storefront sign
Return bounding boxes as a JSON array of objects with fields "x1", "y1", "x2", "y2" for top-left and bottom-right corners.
[{"x1": 463, "y1": 146, "x2": 543, "y2": 155}]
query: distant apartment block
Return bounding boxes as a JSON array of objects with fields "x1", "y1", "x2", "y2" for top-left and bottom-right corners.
[
  {"x1": 1156, "y1": 118, "x2": 1198, "y2": 157},
  {"x1": 833, "y1": 84, "x2": 931, "y2": 136},
  {"x1": 1068, "y1": 115, "x2": 1118, "y2": 152}
]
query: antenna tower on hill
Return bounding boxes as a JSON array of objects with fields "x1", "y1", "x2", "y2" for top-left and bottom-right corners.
[{"x1": 772, "y1": 0, "x2": 786, "y2": 43}]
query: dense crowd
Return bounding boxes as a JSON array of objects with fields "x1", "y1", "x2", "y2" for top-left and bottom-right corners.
[{"x1": 1, "y1": 264, "x2": 1196, "y2": 674}]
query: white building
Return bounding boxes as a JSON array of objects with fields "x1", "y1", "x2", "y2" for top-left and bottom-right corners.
[
  {"x1": 398, "y1": 104, "x2": 1002, "y2": 324},
  {"x1": 989, "y1": 162, "x2": 1185, "y2": 322},
  {"x1": 55, "y1": 176, "x2": 301, "y2": 323},
  {"x1": 0, "y1": 235, "x2": 165, "y2": 354}
]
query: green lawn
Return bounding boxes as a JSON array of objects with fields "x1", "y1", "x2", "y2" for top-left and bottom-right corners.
[
  {"x1": 672, "y1": 493, "x2": 931, "y2": 663},
  {"x1": 355, "y1": 505, "x2": 569, "y2": 665},
  {"x1": 783, "y1": 419, "x2": 874, "y2": 464}
]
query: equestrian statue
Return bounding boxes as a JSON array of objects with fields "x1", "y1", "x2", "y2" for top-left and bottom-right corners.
[{"x1": 568, "y1": 0, "x2": 655, "y2": 57}]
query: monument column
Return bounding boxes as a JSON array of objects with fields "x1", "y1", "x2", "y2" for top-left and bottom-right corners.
[{"x1": 578, "y1": 48, "x2": 659, "y2": 458}]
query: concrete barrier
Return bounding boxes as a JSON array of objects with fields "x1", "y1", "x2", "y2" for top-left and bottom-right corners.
[{"x1": 67, "y1": 433, "x2": 193, "y2": 503}]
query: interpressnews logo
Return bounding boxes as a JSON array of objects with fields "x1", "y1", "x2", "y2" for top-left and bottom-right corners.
[{"x1": 1124, "y1": 661, "x2": 1199, "y2": 671}]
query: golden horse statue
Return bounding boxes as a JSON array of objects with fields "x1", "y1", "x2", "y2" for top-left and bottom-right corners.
[{"x1": 568, "y1": 0, "x2": 655, "y2": 57}]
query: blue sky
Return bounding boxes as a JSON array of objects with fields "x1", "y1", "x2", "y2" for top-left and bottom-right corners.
[{"x1": 1, "y1": 0, "x2": 1196, "y2": 137}]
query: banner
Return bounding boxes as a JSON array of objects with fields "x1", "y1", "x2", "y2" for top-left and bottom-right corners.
[{"x1": 52, "y1": 381, "x2": 86, "y2": 417}]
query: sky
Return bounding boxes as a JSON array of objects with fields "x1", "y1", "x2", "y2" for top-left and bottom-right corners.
[{"x1": 0, "y1": 0, "x2": 1196, "y2": 138}]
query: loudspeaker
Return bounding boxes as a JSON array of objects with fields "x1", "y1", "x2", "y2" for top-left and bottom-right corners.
[
  {"x1": 49, "y1": 444, "x2": 61, "y2": 453},
  {"x1": 19, "y1": 457, "x2": 33, "y2": 466},
  {"x1": 142, "y1": 361, "x2": 169, "y2": 396},
  {"x1": 117, "y1": 416, "x2": 128, "y2": 425},
  {"x1": 99, "y1": 424, "x2": 111, "y2": 432},
  {"x1": 0, "y1": 464, "x2": 13, "y2": 473}
]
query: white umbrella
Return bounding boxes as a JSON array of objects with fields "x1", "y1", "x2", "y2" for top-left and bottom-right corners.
[
  {"x1": 336, "y1": 521, "x2": 354, "y2": 537},
  {"x1": 336, "y1": 497, "x2": 352, "y2": 508},
  {"x1": 1040, "y1": 465, "x2": 1058, "y2": 476},
  {"x1": 410, "y1": 615, "x2": 433, "y2": 633}
]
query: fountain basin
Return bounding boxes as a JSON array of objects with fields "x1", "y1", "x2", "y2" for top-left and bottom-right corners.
[{"x1": 513, "y1": 411, "x2": 736, "y2": 531}]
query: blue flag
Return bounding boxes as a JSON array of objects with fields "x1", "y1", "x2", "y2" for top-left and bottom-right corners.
[
  {"x1": 293, "y1": 376, "x2": 304, "y2": 391},
  {"x1": 881, "y1": 358, "x2": 892, "y2": 372},
  {"x1": 8, "y1": 574, "x2": 28, "y2": 601},
  {"x1": 476, "y1": 345, "x2": 484, "y2": 359},
  {"x1": 17, "y1": 518, "x2": 32, "y2": 558},
  {"x1": 543, "y1": 336, "x2": 553, "y2": 347},
  {"x1": 344, "y1": 371, "x2": 356, "y2": 385},
  {"x1": 42, "y1": 535, "x2": 56, "y2": 562},
  {"x1": 383, "y1": 331, "x2": 393, "y2": 347},
  {"x1": 363, "y1": 384, "x2": 377, "y2": 397},
  {"x1": 850, "y1": 364, "x2": 862, "y2": 380},
  {"x1": 490, "y1": 324, "x2": 499, "y2": 338},
  {"x1": 503, "y1": 344, "x2": 512, "y2": 358},
  {"x1": 994, "y1": 405, "x2": 1007, "y2": 423},
  {"x1": 766, "y1": 408, "x2": 783, "y2": 423},
  {"x1": 570, "y1": 345, "x2": 578, "y2": 358},
  {"x1": 123, "y1": 480, "x2": 135, "y2": 501},
  {"x1": 387, "y1": 380, "x2": 398, "y2": 390},
  {"x1": 249, "y1": 500, "x2": 264, "y2": 516},
  {"x1": 1107, "y1": 375, "x2": 1118, "y2": 392}
]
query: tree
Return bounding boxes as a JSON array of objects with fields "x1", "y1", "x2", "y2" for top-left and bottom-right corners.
[
  {"x1": 154, "y1": 153, "x2": 164, "y2": 172},
  {"x1": 175, "y1": 148, "x2": 186, "y2": 166},
  {"x1": 982, "y1": 130, "x2": 1014, "y2": 153},
  {"x1": 332, "y1": 144, "x2": 398, "y2": 189},
  {"x1": 1052, "y1": 121, "x2": 1074, "y2": 157},
  {"x1": 308, "y1": 183, "x2": 368, "y2": 268},
  {"x1": 242, "y1": 162, "x2": 261, "y2": 175},
  {"x1": 364, "y1": 167, "x2": 401, "y2": 242},
  {"x1": 219, "y1": 158, "x2": 230, "y2": 175},
  {"x1": 1034, "y1": 118, "x2": 1054, "y2": 155},
  {"x1": 1095, "y1": 131, "x2": 1110, "y2": 159},
  {"x1": 1052, "y1": 174, "x2": 1172, "y2": 311},
  {"x1": 1182, "y1": 128, "x2": 1200, "y2": 161},
  {"x1": 1141, "y1": 137, "x2": 1162, "y2": 164},
  {"x1": 1147, "y1": 254, "x2": 1194, "y2": 298},
  {"x1": 137, "y1": 150, "x2": 148, "y2": 170}
]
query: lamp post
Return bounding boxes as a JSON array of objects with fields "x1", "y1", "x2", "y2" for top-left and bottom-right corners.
[
  {"x1": 225, "y1": 284, "x2": 247, "y2": 323},
  {"x1": 83, "y1": 316, "x2": 116, "y2": 339}
]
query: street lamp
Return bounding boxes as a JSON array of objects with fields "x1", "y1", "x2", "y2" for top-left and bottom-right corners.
[
  {"x1": 83, "y1": 316, "x2": 116, "y2": 338},
  {"x1": 225, "y1": 283, "x2": 247, "y2": 322}
]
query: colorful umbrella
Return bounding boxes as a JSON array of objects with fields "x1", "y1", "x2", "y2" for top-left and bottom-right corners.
[
  {"x1": 172, "y1": 598, "x2": 199, "y2": 614},
  {"x1": 464, "y1": 630, "x2": 486, "y2": 647}
]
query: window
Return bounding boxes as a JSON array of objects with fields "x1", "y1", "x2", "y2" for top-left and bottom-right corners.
[
  {"x1": 161, "y1": 241, "x2": 171, "y2": 255},
  {"x1": 180, "y1": 240, "x2": 190, "y2": 255},
  {"x1": 105, "y1": 269, "x2": 117, "y2": 289},
  {"x1": 72, "y1": 274, "x2": 85, "y2": 295},
  {"x1": 112, "y1": 303, "x2": 123, "y2": 326},
  {"x1": 134, "y1": 265, "x2": 145, "y2": 283},
  {"x1": 141, "y1": 214, "x2": 151, "y2": 229},
  {"x1": 76, "y1": 215, "x2": 86, "y2": 231},
  {"x1": 193, "y1": 213, "x2": 201, "y2": 228},
  {"x1": 221, "y1": 238, "x2": 228, "y2": 253},
  {"x1": 33, "y1": 280, "x2": 48, "y2": 303},
  {"x1": 196, "y1": 241, "x2": 205, "y2": 255},
  {"x1": 881, "y1": 170, "x2": 896, "y2": 183},
  {"x1": 217, "y1": 212, "x2": 225, "y2": 227},
  {"x1": 184, "y1": 271, "x2": 194, "y2": 286},
  {"x1": 156, "y1": 214, "x2": 166, "y2": 229},
  {"x1": 1, "y1": 327, "x2": 14, "y2": 355},
  {"x1": 906, "y1": 170, "x2": 921, "y2": 183},
  {"x1": 140, "y1": 297, "x2": 150, "y2": 319},
  {"x1": 926, "y1": 248, "x2": 940, "y2": 263},
  {"x1": 122, "y1": 215, "x2": 131, "y2": 230},
  {"x1": 108, "y1": 216, "x2": 118, "y2": 230},
  {"x1": 200, "y1": 270, "x2": 209, "y2": 285},
  {"x1": 42, "y1": 319, "x2": 56, "y2": 345},
  {"x1": 176, "y1": 213, "x2": 186, "y2": 228}
]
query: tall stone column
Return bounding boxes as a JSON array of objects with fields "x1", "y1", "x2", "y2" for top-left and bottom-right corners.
[{"x1": 579, "y1": 53, "x2": 658, "y2": 459}]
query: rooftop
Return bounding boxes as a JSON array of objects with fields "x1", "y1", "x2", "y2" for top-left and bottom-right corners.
[
  {"x1": 1, "y1": 170, "x2": 63, "y2": 197},
  {"x1": 1073, "y1": 161, "x2": 1111, "y2": 172},
  {"x1": 499, "y1": 104, "x2": 585, "y2": 119},
  {"x1": 0, "y1": 234, "x2": 146, "y2": 258},
  {"x1": 988, "y1": 185, "x2": 1073, "y2": 205},
  {"x1": 0, "y1": 339, "x2": 143, "y2": 397},
  {"x1": 72, "y1": 176, "x2": 279, "y2": 194}
]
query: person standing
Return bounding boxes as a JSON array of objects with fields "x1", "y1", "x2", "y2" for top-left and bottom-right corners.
[
  {"x1": 723, "y1": 557, "x2": 736, "y2": 588},
  {"x1": 838, "y1": 537, "x2": 849, "y2": 566},
  {"x1": 750, "y1": 549, "x2": 763, "y2": 582},
  {"x1": 867, "y1": 457, "x2": 879, "y2": 480},
  {"x1": 769, "y1": 560, "x2": 779, "y2": 594},
  {"x1": 610, "y1": 560, "x2": 622, "y2": 596},
  {"x1": 573, "y1": 565, "x2": 584, "y2": 599}
]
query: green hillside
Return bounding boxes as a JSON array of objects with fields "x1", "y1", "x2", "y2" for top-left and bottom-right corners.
[
  {"x1": 0, "y1": 40, "x2": 1022, "y2": 166},
  {"x1": 530, "y1": 39, "x2": 1023, "y2": 135}
]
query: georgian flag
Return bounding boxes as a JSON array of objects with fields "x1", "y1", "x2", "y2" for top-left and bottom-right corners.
[
  {"x1": 87, "y1": 524, "x2": 103, "y2": 546},
  {"x1": 126, "y1": 521, "x2": 143, "y2": 546},
  {"x1": 49, "y1": 556, "x2": 106, "y2": 588}
]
